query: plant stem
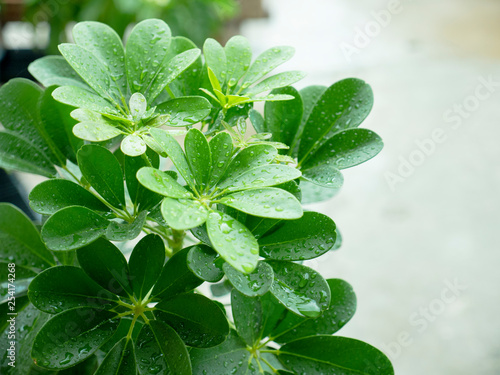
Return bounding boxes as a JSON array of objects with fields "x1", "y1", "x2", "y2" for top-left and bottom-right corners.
[{"x1": 170, "y1": 229, "x2": 185, "y2": 254}]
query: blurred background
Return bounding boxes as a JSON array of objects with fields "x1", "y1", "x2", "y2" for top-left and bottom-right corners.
[{"x1": 1, "y1": 0, "x2": 499, "y2": 373}]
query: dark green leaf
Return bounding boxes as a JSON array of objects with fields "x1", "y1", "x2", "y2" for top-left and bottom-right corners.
[
  {"x1": 77, "y1": 238, "x2": 132, "y2": 297},
  {"x1": 28, "y1": 56, "x2": 88, "y2": 89},
  {"x1": 41, "y1": 206, "x2": 109, "y2": 251},
  {"x1": 208, "y1": 132, "x2": 233, "y2": 187},
  {"x1": 31, "y1": 307, "x2": 119, "y2": 369},
  {"x1": 105, "y1": 210, "x2": 147, "y2": 241},
  {"x1": 268, "y1": 261, "x2": 330, "y2": 318},
  {"x1": 206, "y1": 211, "x2": 259, "y2": 274},
  {"x1": 298, "y1": 78, "x2": 373, "y2": 164},
  {"x1": 259, "y1": 212, "x2": 336, "y2": 260},
  {"x1": 187, "y1": 245, "x2": 224, "y2": 282},
  {"x1": 136, "y1": 321, "x2": 192, "y2": 375},
  {"x1": 278, "y1": 336, "x2": 394, "y2": 375},
  {"x1": 28, "y1": 266, "x2": 118, "y2": 313},
  {"x1": 218, "y1": 187, "x2": 303, "y2": 219},
  {"x1": 161, "y1": 198, "x2": 209, "y2": 230},
  {"x1": 219, "y1": 144, "x2": 276, "y2": 184},
  {"x1": 167, "y1": 37, "x2": 203, "y2": 97},
  {"x1": 136, "y1": 167, "x2": 191, "y2": 198},
  {"x1": 124, "y1": 152, "x2": 162, "y2": 210},
  {"x1": 224, "y1": 261, "x2": 273, "y2": 297},
  {"x1": 129, "y1": 234, "x2": 165, "y2": 300},
  {"x1": 155, "y1": 293, "x2": 229, "y2": 348},
  {"x1": 95, "y1": 337, "x2": 136, "y2": 375},
  {"x1": 185, "y1": 128, "x2": 211, "y2": 189},
  {"x1": 231, "y1": 290, "x2": 263, "y2": 345},
  {"x1": 29, "y1": 179, "x2": 108, "y2": 215},
  {"x1": 156, "y1": 97, "x2": 211, "y2": 126},
  {"x1": 0, "y1": 203, "x2": 54, "y2": 269},
  {"x1": 77, "y1": 144, "x2": 125, "y2": 207},
  {"x1": 152, "y1": 247, "x2": 202, "y2": 300}
]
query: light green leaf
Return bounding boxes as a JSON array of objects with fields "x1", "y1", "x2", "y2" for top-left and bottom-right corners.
[
  {"x1": 299, "y1": 179, "x2": 340, "y2": 204},
  {"x1": 218, "y1": 187, "x2": 303, "y2": 219},
  {"x1": 241, "y1": 46, "x2": 295, "y2": 88},
  {"x1": 225, "y1": 35, "x2": 252, "y2": 89},
  {"x1": 29, "y1": 179, "x2": 109, "y2": 215},
  {"x1": 187, "y1": 245, "x2": 224, "y2": 283},
  {"x1": 224, "y1": 261, "x2": 273, "y2": 297},
  {"x1": 73, "y1": 121, "x2": 122, "y2": 142},
  {"x1": 136, "y1": 167, "x2": 191, "y2": 198},
  {"x1": 95, "y1": 337, "x2": 136, "y2": 375},
  {"x1": 105, "y1": 210, "x2": 147, "y2": 241},
  {"x1": 161, "y1": 198, "x2": 209, "y2": 230},
  {"x1": 121, "y1": 134, "x2": 147, "y2": 156},
  {"x1": 31, "y1": 307, "x2": 119, "y2": 369},
  {"x1": 259, "y1": 212, "x2": 336, "y2": 260},
  {"x1": 278, "y1": 336, "x2": 394, "y2": 375},
  {"x1": 206, "y1": 211, "x2": 259, "y2": 274},
  {"x1": 41, "y1": 206, "x2": 109, "y2": 251},
  {"x1": 208, "y1": 132, "x2": 233, "y2": 188},
  {"x1": 185, "y1": 128, "x2": 211, "y2": 189},
  {"x1": 28, "y1": 266, "x2": 118, "y2": 314},
  {"x1": 28, "y1": 55, "x2": 89, "y2": 89},
  {"x1": 53, "y1": 85, "x2": 119, "y2": 115},
  {"x1": 129, "y1": 234, "x2": 165, "y2": 300},
  {"x1": 245, "y1": 71, "x2": 306, "y2": 96},
  {"x1": 77, "y1": 144, "x2": 125, "y2": 207},
  {"x1": 129, "y1": 92, "x2": 147, "y2": 121},
  {"x1": 167, "y1": 36, "x2": 203, "y2": 97},
  {"x1": 155, "y1": 96, "x2": 211, "y2": 126},
  {"x1": 302, "y1": 163, "x2": 344, "y2": 189},
  {"x1": 155, "y1": 293, "x2": 229, "y2": 348},
  {"x1": 268, "y1": 260, "x2": 330, "y2": 318},
  {"x1": 203, "y1": 38, "x2": 226, "y2": 86}
]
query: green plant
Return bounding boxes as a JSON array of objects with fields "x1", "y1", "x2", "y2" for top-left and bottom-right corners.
[{"x1": 0, "y1": 19, "x2": 392, "y2": 374}]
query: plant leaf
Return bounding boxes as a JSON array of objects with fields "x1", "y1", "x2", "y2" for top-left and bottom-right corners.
[
  {"x1": 185, "y1": 128, "x2": 211, "y2": 189},
  {"x1": 302, "y1": 163, "x2": 344, "y2": 189},
  {"x1": 129, "y1": 234, "x2": 165, "y2": 300},
  {"x1": 245, "y1": 71, "x2": 306, "y2": 96},
  {"x1": 136, "y1": 321, "x2": 192, "y2": 375},
  {"x1": 187, "y1": 244, "x2": 224, "y2": 283},
  {"x1": 78, "y1": 144, "x2": 125, "y2": 207},
  {"x1": 31, "y1": 307, "x2": 119, "y2": 369},
  {"x1": 258, "y1": 211, "x2": 336, "y2": 260},
  {"x1": 299, "y1": 179, "x2": 340, "y2": 204},
  {"x1": 121, "y1": 134, "x2": 147, "y2": 156},
  {"x1": 41, "y1": 206, "x2": 109, "y2": 251},
  {"x1": 105, "y1": 210, "x2": 147, "y2": 241},
  {"x1": 268, "y1": 260, "x2": 330, "y2": 318},
  {"x1": 73, "y1": 121, "x2": 122, "y2": 142},
  {"x1": 77, "y1": 238, "x2": 132, "y2": 297},
  {"x1": 241, "y1": 46, "x2": 295, "y2": 88},
  {"x1": 203, "y1": 38, "x2": 227, "y2": 86},
  {"x1": 278, "y1": 336, "x2": 394, "y2": 375},
  {"x1": 52, "y1": 85, "x2": 119, "y2": 115},
  {"x1": 28, "y1": 266, "x2": 118, "y2": 314},
  {"x1": 218, "y1": 187, "x2": 303, "y2": 219},
  {"x1": 223, "y1": 261, "x2": 273, "y2": 297},
  {"x1": 0, "y1": 203, "x2": 54, "y2": 271},
  {"x1": 28, "y1": 55, "x2": 89, "y2": 89},
  {"x1": 167, "y1": 36, "x2": 203, "y2": 97},
  {"x1": 225, "y1": 35, "x2": 252, "y2": 88},
  {"x1": 156, "y1": 96, "x2": 211, "y2": 126},
  {"x1": 208, "y1": 132, "x2": 233, "y2": 187},
  {"x1": 95, "y1": 337, "x2": 136, "y2": 375},
  {"x1": 161, "y1": 198, "x2": 209, "y2": 230},
  {"x1": 206, "y1": 210, "x2": 259, "y2": 274},
  {"x1": 124, "y1": 152, "x2": 162, "y2": 210},
  {"x1": 231, "y1": 290, "x2": 263, "y2": 346},
  {"x1": 155, "y1": 293, "x2": 229, "y2": 348},
  {"x1": 136, "y1": 167, "x2": 191, "y2": 198}
]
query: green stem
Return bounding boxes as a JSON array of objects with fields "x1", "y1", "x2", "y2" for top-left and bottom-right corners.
[
  {"x1": 165, "y1": 86, "x2": 176, "y2": 99},
  {"x1": 170, "y1": 229, "x2": 185, "y2": 254}
]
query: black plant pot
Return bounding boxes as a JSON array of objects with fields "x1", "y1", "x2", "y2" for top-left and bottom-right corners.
[{"x1": 0, "y1": 48, "x2": 44, "y2": 83}]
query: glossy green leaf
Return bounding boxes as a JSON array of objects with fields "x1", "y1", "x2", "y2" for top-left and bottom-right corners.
[
  {"x1": 53, "y1": 85, "x2": 119, "y2": 115},
  {"x1": 28, "y1": 266, "x2": 117, "y2": 314},
  {"x1": 124, "y1": 152, "x2": 162, "y2": 210},
  {"x1": 225, "y1": 36, "x2": 252, "y2": 88},
  {"x1": 203, "y1": 38, "x2": 226, "y2": 86},
  {"x1": 77, "y1": 238, "x2": 132, "y2": 297},
  {"x1": 72, "y1": 21, "x2": 127, "y2": 100},
  {"x1": 161, "y1": 198, "x2": 209, "y2": 230},
  {"x1": 73, "y1": 121, "x2": 122, "y2": 142},
  {"x1": 219, "y1": 144, "x2": 276, "y2": 185},
  {"x1": 249, "y1": 108, "x2": 265, "y2": 133},
  {"x1": 136, "y1": 321, "x2": 191, "y2": 375},
  {"x1": 271, "y1": 279, "x2": 356, "y2": 343},
  {"x1": 298, "y1": 78, "x2": 373, "y2": 164},
  {"x1": 303, "y1": 128, "x2": 384, "y2": 170},
  {"x1": 126, "y1": 19, "x2": 171, "y2": 95},
  {"x1": 208, "y1": 132, "x2": 233, "y2": 187},
  {"x1": 268, "y1": 261, "x2": 330, "y2": 318},
  {"x1": 149, "y1": 128, "x2": 196, "y2": 190},
  {"x1": 167, "y1": 36, "x2": 203, "y2": 97},
  {"x1": 129, "y1": 234, "x2": 165, "y2": 300},
  {"x1": 155, "y1": 293, "x2": 229, "y2": 348},
  {"x1": 156, "y1": 96, "x2": 211, "y2": 126},
  {"x1": 31, "y1": 307, "x2": 119, "y2": 369},
  {"x1": 0, "y1": 203, "x2": 54, "y2": 269},
  {"x1": 264, "y1": 86, "x2": 303, "y2": 147},
  {"x1": 224, "y1": 261, "x2": 273, "y2": 297},
  {"x1": 187, "y1": 245, "x2": 224, "y2": 282},
  {"x1": 219, "y1": 164, "x2": 302, "y2": 192},
  {"x1": 299, "y1": 179, "x2": 340, "y2": 204},
  {"x1": 136, "y1": 167, "x2": 191, "y2": 198},
  {"x1": 28, "y1": 55, "x2": 88, "y2": 89},
  {"x1": 218, "y1": 187, "x2": 303, "y2": 219},
  {"x1": 121, "y1": 134, "x2": 147, "y2": 156},
  {"x1": 77, "y1": 144, "x2": 125, "y2": 207},
  {"x1": 231, "y1": 290, "x2": 263, "y2": 345},
  {"x1": 0, "y1": 263, "x2": 35, "y2": 302},
  {"x1": 259, "y1": 212, "x2": 336, "y2": 260},
  {"x1": 41, "y1": 206, "x2": 109, "y2": 251},
  {"x1": 129, "y1": 92, "x2": 147, "y2": 121},
  {"x1": 105, "y1": 210, "x2": 147, "y2": 241},
  {"x1": 152, "y1": 247, "x2": 202, "y2": 299},
  {"x1": 241, "y1": 46, "x2": 295, "y2": 88},
  {"x1": 29, "y1": 179, "x2": 109, "y2": 215},
  {"x1": 206, "y1": 211, "x2": 259, "y2": 274},
  {"x1": 245, "y1": 71, "x2": 306, "y2": 96},
  {"x1": 95, "y1": 337, "x2": 136, "y2": 375},
  {"x1": 185, "y1": 128, "x2": 211, "y2": 189},
  {"x1": 302, "y1": 163, "x2": 344, "y2": 189},
  {"x1": 278, "y1": 336, "x2": 394, "y2": 375},
  {"x1": 190, "y1": 331, "x2": 257, "y2": 374}
]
